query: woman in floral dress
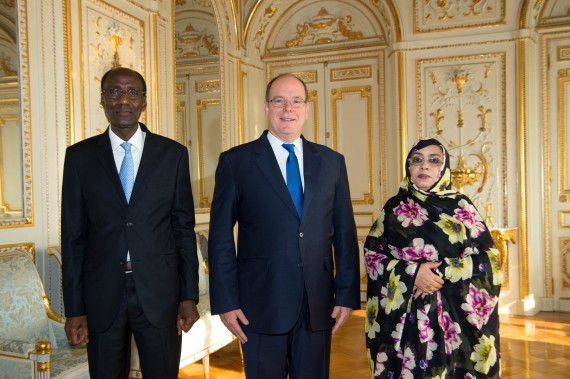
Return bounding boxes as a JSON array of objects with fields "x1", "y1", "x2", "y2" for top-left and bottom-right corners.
[{"x1": 364, "y1": 138, "x2": 501, "y2": 378}]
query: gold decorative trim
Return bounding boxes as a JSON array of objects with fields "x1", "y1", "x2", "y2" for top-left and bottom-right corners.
[
  {"x1": 558, "y1": 69, "x2": 570, "y2": 201},
  {"x1": 0, "y1": 242, "x2": 35, "y2": 262},
  {"x1": 237, "y1": 60, "x2": 244, "y2": 145},
  {"x1": 195, "y1": 79, "x2": 221, "y2": 93},
  {"x1": 308, "y1": 90, "x2": 319, "y2": 144},
  {"x1": 398, "y1": 51, "x2": 407, "y2": 178},
  {"x1": 557, "y1": 46, "x2": 570, "y2": 61},
  {"x1": 196, "y1": 98, "x2": 220, "y2": 208},
  {"x1": 261, "y1": 41, "x2": 387, "y2": 60},
  {"x1": 560, "y1": 211, "x2": 570, "y2": 229},
  {"x1": 562, "y1": 238, "x2": 570, "y2": 290},
  {"x1": 330, "y1": 65, "x2": 372, "y2": 82},
  {"x1": 331, "y1": 86, "x2": 374, "y2": 206},
  {"x1": 291, "y1": 70, "x2": 318, "y2": 84},
  {"x1": 518, "y1": 39, "x2": 529, "y2": 299},
  {"x1": 0, "y1": 0, "x2": 33, "y2": 229}
]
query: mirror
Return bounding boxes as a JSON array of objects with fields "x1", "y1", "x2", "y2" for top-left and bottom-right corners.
[
  {"x1": 174, "y1": 0, "x2": 222, "y2": 214},
  {"x1": 0, "y1": 0, "x2": 32, "y2": 227}
]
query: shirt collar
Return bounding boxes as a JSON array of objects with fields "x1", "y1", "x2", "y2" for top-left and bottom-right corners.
[
  {"x1": 109, "y1": 124, "x2": 145, "y2": 151},
  {"x1": 266, "y1": 131, "x2": 303, "y2": 152}
]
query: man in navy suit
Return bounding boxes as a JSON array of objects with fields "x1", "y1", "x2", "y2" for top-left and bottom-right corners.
[
  {"x1": 208, "y1": 73, "x2": 360, "y2": 378},
  {"x1": 61, "y1": 67, "x2": 200, "y2": 379}
]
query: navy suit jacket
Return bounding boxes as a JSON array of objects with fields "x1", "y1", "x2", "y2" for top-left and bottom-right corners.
[
  {"x1": 208, "y1": 131, "x2": 360, "y2": 334},
  {"x1": 61, "y1": 123, "x2": 199, "y2": 332}
]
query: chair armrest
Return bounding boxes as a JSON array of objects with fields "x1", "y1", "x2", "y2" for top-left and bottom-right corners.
[
  {"x1": 0, "y1": 337, "x2": 36, "y2": 358},
  {"x1": 48, "y1": 319, "x2": 71, "y2": 349}
]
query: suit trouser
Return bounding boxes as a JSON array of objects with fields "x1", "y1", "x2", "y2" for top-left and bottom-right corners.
[
  {"x1": 241, "y1": 292, "x2": 332, "y2": 379},
  {"x1": 86, "y1": 274, "x2": 182, "y2": 379}
]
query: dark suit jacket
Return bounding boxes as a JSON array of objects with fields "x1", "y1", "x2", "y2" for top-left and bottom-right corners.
[
  {"x1": 209, "y1": 131, "x2": 360, "y2": 334},
  {"x1": 61, "y1": 123, "x2": 199, "y2": 332}
]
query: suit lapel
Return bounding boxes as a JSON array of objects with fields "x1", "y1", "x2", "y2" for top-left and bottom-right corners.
[
  {"x1": 129, "y1": 124, "x2": 159, "y2": 203},
  {"x1": 253, "y1": 133, "x2": 299, "y2": 218},
  {"x1": 301, "y1": 138, "x2": 320, "y2": 219},
  {"x1": 95, "y1": 130, "x2": 127, "y2": 203}
]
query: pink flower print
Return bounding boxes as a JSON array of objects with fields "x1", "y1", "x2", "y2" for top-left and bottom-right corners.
[
  {"x1": 391, "y1": 315, "x2": 406, "y2": 357},
  {"x1": 364, "y1": 248, "x2": 387, "y2": 281},
  {"x1": 461, "y1": 283, "x2": 499, "y2": 330},
  {"x1": 374, "y1": 351, "x2": 388, "y2": 376},
  {"x1": 401, "y1": 347, "x2": 417, "y2": 379},
  {"x1": 388, "y1": 244, "x2": 402, "y2": 259},
  {"x1": 401, "y1": 238, "x2": 439, "y2": 262},
  {"x1": 417, "y1": 304, "x2": 437, "y2": 360},
  {"x1": 455, "y1": 199, "x2": 486, "y2": 238},
  {"x1": 393, "y1": 198, "x2": 429, "y2": 228},
  {"x1": 439, "y1": 309, "x2": 462, "y2": 354}
]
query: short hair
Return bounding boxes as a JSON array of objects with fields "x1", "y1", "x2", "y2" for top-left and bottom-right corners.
[
  {"x1": 265, "y1": 73, "x2": 308, "y2": 102},
  {"x1": 100, "y1": 67, "x2": 146, "y2": 94}
]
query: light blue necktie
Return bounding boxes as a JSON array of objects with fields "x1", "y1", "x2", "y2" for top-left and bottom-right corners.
[
  {"x1": 282, "y1": 144, "x2": 303, "y2": 218},
  {"x1": 119, "y1": 142, "x2": 134, "y2": 202}
]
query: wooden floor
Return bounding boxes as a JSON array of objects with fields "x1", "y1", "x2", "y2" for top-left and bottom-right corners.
[{"x1": 178, "y1": 309, "x2": 570, "y2": 379}]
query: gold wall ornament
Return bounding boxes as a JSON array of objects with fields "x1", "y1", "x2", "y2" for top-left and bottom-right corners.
[
  {"x1": 477, "y1": 105, "x2": 492, "y2": 132},
  {"x1": 251, "y1": 3, "x2": 278, "y2": 53},
  {"x1": 451, "y1": 69, "x2": 469, "y2": 93},
  {"x1": 490, "y1": 227, "x2": 517, "y2": 290},
  {"x1": 109, "y1": 34, "x2": 123, "y2": 67},
  {"x1": 430, "y1": 108, "x2": 444, "y2": 135},
  {"x1": 451, "y1": 143, "x2": 489, "y2": 193},
  {"x1": 176, "y1": 23, "x2": 219, "y2": 57},
  {"x1": 285, "y1": 7, "x2": 363, "y2": 48}
]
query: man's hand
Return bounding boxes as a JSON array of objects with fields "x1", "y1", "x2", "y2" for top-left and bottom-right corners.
[
  {"x1": 220, "y1": 309, "x2": 249, "y2": 344},
  {"x1": 177, "y1": 300, "x2": 200, "y2": 335},
  {"x1": 64, "y1": 315, "x2": 89, "y2": 345},
  {"x1": 331, "y1": 306, "x2": 353, "y2": 335}
]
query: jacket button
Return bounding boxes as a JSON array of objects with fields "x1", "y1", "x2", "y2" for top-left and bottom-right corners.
[
  {"x1": 299, "y1": 232, "x2": 304, "y2": 237},
  {"x1": 126, "y1": 222, "x2": 134, "y2": 227}
]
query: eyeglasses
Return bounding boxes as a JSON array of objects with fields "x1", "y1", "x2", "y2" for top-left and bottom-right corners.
[
  {"x1": 408, "y1": 156, "x2": 443, "y2": 167},
  {"x1": 101, "y1": 88, "x2": 146, "y2": 100},
  {"x1": 269, "y1": 97, "x2": 306, "y2": 108}
]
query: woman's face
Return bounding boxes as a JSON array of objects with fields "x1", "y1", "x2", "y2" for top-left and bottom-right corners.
[{"x1": 408, "y1": 144, "x2": 444, "y2": 191}]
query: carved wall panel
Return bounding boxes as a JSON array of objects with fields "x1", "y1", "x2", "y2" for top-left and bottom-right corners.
[
  {"x1": 248, "y1": 1, "x2": 385, "y2": 57},
  {"x1": 414, "y1": 0, "x2": 506, "y2": 33},
  {"x1": 416, "y1": 53, "x2": 507, "y2": 228},
  {"x1": 71, "y1": 0, "x2": 146, "y2": 139}
]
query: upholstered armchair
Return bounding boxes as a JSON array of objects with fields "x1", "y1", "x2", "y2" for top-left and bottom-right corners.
[{"x1": 0, "y1": 249, "x2": 89, "y2": 378}]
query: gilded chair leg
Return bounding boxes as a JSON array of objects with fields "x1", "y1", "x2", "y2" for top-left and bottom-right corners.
[{"x1": 30, "y1": 340, "x2": 51, "y2": 379}]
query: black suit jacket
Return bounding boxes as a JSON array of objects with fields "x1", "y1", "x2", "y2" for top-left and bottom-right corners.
[
  {"x1": 61, "y1": 123, "x2": 198, "y2": 332},
  {"x1": 208, "y1": 131, "x2": 360, "y2": 334}
]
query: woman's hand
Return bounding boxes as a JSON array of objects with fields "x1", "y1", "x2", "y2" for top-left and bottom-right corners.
[{"x1": 413, "y1": 262, "x2": 444, "y2": 299}]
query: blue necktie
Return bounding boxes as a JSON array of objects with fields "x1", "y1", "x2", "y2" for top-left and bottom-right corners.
[
  {"x1": 119, "y1": 142, "x2": 134, "y2": 202},
  {"x1": 282, "y1": 144, "x2": 303, "y2": 218}
]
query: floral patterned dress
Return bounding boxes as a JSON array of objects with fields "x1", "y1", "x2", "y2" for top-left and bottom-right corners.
[{"x1": 364, "y1": 144, "x2": 501, "y2": 378}]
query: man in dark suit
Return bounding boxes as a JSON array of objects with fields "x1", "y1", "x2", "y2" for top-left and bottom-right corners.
[
  {"x1": 208, "y1": 73, "x2": 360, "y2": 378},
  {"x1": 61, "y1": 67, "x2": 200, "y2": 379}
]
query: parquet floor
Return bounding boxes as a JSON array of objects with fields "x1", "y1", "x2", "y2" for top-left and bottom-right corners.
[{"x1": 178, "y1": 309, "x2": 570, "y2": 379}]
